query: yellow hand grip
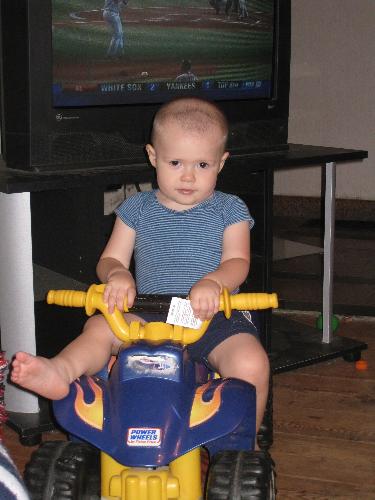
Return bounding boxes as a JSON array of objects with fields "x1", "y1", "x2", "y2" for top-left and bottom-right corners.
[
  {"x1": 47, "y1": 285, "x2": 278, "y2": 345},
  {"x1": 220, "y1": 288, "x2": 278, "y2": 319},
  {"x1": 47, "y1": 289, "x2": 86, "y2": 308},
  {"x1": 47, "y1": 284, "x2": 114, "y2": 317}
]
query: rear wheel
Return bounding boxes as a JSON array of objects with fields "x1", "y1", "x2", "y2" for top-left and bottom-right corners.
[
  {"x1": 24, "y1": 440, "x2": 100, "y2": 500},
  {"x1": 206, "y1": 450, "x2": 276, "y2": 500}
]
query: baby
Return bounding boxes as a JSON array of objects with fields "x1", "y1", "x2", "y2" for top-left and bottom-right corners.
[{"x1": 11, "y1": 97, "x2": 270, "y2": 434}]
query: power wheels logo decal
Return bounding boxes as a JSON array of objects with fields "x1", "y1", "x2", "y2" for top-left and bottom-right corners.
[{"x1": 127, "y1": 428, "x2": 162, "y2": 447}]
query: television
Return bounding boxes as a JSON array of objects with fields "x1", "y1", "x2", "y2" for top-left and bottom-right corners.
[{"x1": 0, "y1": 0, "x2": 290, "y2": 172}]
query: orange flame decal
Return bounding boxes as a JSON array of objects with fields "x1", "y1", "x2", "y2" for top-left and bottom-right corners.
[
  {"x1": 189, "y1": 381, "x2": 225, "y2": 428},
  {"x1": 107, "y1": 355, "x2": 116, "y2": 373},
  {"x1": 74, "y1": 377, "x2": 104, "y2": 430}
]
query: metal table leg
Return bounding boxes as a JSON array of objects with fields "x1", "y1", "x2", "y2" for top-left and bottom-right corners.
[{"x1": 322, "y1": 162, "x2": 336, "y2": 343}]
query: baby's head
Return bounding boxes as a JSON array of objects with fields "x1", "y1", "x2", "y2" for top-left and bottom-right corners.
[
  {"x1": 150, "y1": 97, "x2": 228, "y2": 153},
  {"x1": 146, "y1": 98, "x2": 229, "y2": 210}
]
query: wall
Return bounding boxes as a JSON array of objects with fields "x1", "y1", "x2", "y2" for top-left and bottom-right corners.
[{"x1": 274, "y1": 0, "x2": 374, "y2": 200}]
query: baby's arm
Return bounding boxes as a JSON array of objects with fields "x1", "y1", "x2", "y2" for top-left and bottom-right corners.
[
  {"x1": 190, "y1": 220, "x2": 250, "y2": 320},
  {"x1": 97, "y1": 217, "x2": 137, "y2": 313}
]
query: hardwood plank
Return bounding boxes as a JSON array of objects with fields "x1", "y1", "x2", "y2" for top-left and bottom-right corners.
[
  {"x1": 274, "y1": 382, "x2": 375, "y2": 414},
  {"x1": 274, "y1": 476, "x2": 375, "y2": 500},
  {"x1": 274, "y1": 406, "x2": 375, "y2": 443},
  {"x1": 274, "y1": 371, "x2": 375, "y2": 400},
  {"x1": 274, "y1": 371, "x2": 375, "y2": 395},
  {"x1": 272, "y1": 432, "x2": 375, "y2": 499},
  {"x1": 274, "y1": 356, "x2": 375, "y2": 442}
]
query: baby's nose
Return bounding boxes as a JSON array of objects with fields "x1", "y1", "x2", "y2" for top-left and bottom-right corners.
[{"x1": 181, "y1": 166, "x2": 195, "y2": 181}]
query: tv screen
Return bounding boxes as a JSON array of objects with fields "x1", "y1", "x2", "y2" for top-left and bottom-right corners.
[
  {"x1": 52, "y1": 0, "x2": 275, "y2": 107},
  {"x1": 1, "y1": 0, "x2": 289, "y2": 170}
]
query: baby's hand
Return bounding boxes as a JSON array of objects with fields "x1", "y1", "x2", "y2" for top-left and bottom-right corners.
[
  {"x1": 189, "y1": 279, "x2": 221, "y2": 321},
  {"x1": 103, "y1": 269, "x2": 136, "y2": 314}
]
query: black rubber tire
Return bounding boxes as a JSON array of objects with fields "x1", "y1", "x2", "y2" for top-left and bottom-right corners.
[
  {"x1": 24, "y1": 440, "x2": 100, "y2": 500},
  {"x1": 206, "y1": 450, "x2": 276, "y2": 500}
]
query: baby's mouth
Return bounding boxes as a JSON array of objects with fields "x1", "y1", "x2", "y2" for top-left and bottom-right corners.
[{"x1": 177, "y1": 189, "x2": 194, "y2": 195}]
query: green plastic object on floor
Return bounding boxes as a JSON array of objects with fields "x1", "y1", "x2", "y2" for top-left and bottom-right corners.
[{"x1": 316, "y1": 313, "x2": 340, "y2": 332}]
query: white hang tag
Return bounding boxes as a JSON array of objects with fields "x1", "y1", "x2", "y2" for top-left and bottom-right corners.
[{"x1": 166, "y1": 297, "x2": 202, "y2": 329}]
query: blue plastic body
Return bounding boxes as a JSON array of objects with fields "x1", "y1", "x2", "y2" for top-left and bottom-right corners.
[{"x1": 53, "y1": 342, "x2": 256, "y2": 467}]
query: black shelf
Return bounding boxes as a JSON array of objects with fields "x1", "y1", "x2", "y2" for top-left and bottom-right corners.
[
  {"x1": 0, "y1": 144, "x2": 368, "y2": 194},
  {"x1": 270, "y1": 315, "x2": 367, "y2": 373}
]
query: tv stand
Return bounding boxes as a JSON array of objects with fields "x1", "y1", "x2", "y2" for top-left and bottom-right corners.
[
  {"x1": 0, "y1": 143, "x2": 368, "y2": 443},
  {"x1": 227, "y1": 118, "x2": 288, "y2": 154}
]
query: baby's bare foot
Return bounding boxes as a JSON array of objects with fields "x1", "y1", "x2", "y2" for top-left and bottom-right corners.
[{"x1": 11, "y1": 352, "x2": 70, "y2": 400}]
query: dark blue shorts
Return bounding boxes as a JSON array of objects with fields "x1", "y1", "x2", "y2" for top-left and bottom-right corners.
[{"x1": 135, "y1": 310, "x2": 259, "y2": 365}]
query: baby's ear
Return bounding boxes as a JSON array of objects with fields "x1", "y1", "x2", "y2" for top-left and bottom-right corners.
[
  {"x1": 145, "y1": 144, "x2": 156, "y2": 167},
  {"x1": 219, "y1": 151, "x2": 230, "y2": 172}
]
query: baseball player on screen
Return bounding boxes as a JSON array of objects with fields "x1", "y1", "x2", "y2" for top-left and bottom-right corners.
[{"x1": 103, "y1": 0, "x2": 128, "y2": 58}]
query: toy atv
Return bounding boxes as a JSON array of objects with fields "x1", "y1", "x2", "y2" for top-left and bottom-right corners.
[{"x1": 24, "y1": 284, "x2": 278, "y2": 499}]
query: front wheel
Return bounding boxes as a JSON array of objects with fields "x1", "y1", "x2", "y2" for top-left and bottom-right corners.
[
  {"x1": 206, "y1": 450, "x2": 276, "y2": 500},
  {"x1": 24, "y1": 440, "x2": 100, "y2": 500}
]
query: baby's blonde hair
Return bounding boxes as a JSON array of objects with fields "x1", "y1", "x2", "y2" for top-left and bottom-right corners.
[{"x1": 151, "y1": 97, "x2": 228, "y2": 150}]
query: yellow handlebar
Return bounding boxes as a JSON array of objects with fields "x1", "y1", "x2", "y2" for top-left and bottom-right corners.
[{"x1": 47, "y1": 284, "x2": 278, "y2": 345}]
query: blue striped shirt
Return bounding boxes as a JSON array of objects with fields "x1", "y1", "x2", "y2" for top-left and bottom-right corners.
[{"x1": 115, "y1": 190, "x2": 254, "y2": 295}]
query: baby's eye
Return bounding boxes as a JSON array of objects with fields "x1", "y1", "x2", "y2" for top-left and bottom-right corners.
[
  {"x1": 169, "y1": 160, "x2": 181, "y2": 167},
  {"x1": 198, "y1": 162, "x2": 209, "y2": 169}
]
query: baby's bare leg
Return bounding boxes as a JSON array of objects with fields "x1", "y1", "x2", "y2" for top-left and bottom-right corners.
[
  {"x1": 11, "y1": 313, "x2": 140, "y2": 400},
  {"x1": 208, "y1": 333, "x2": 270, "y2": 439}
]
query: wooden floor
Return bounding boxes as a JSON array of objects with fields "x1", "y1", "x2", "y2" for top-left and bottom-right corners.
[
  {"x1": 271, "y1": 313, "x2": 375, "y2": 499},
  {"x1": 3, "y1": 313, "x2": 375, "y2": 499}
]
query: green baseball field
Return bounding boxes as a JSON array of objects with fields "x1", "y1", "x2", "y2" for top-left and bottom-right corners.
[{"x1": 52, "y1": 0, "x2": 274, "y2": 85}]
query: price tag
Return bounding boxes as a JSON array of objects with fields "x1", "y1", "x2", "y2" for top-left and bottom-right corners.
[{"x1": 166, "y1": 297, "x2": 202, "y2": 329}]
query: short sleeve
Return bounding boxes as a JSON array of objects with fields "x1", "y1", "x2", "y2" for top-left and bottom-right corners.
[
  {"x1": 222, "y1": 194, "x2": 255, "y2": 229},
  {"x1": 115, "y1": 192, "x2": 146, "y2": 229}
]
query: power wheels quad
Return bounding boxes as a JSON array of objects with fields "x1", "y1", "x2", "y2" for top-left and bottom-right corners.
[{"x1": 24, "y1": 284, "x2": 277, "y2": 500}]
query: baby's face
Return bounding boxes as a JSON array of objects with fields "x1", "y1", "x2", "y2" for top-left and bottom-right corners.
[{"x1": 146, "y1": 123, "x2": 229, "y2": 211}]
